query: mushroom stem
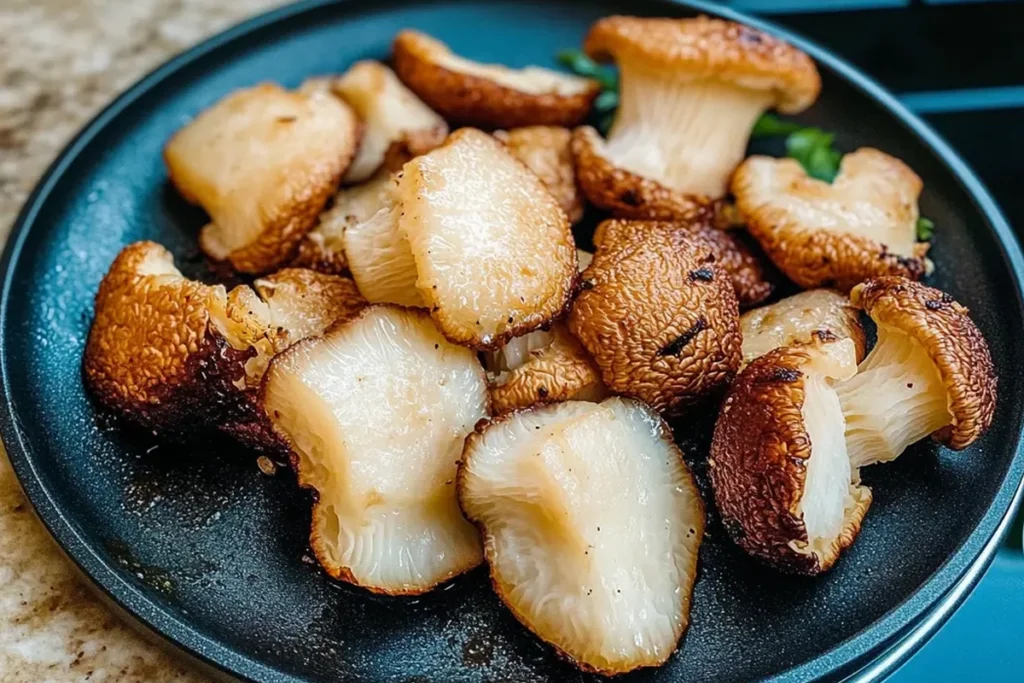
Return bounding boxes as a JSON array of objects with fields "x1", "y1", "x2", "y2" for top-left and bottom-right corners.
[
  {"x1": 607, "y1": 68, "x2": 772, "y2": 198},
  {"x1": 834, "y1": 325, "x2": 951, "y2": 468},
  {"x1": 800, "y1": 373, "x2": 852, "y2": 545}
]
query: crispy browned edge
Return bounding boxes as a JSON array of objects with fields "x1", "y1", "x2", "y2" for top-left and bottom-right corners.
[
  {"x1": 414, "y1": 129, "x2": 581, "y2": 351},
  {"x1": 851, "y1": 277, "x2": 998, "y2": 449},
  {"x1": 455, "y1": 401, "x2": 705, "y2": 675},
  {"x1": 709, "y1": 346, "x2": 871, "y2": 575},
  {"x1": 392, "y1": 31, "x2": 601, "y2": 129},
  {"x1": 261, "y1": 304, "x2": 488, "y2": 594},
  {"x1": 571, "y1": 126, "x2": 719, "y2": 222}
]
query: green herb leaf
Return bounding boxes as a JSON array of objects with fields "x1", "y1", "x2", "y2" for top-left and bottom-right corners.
[
  {"x1": 593, "y1": 89, "x2": 619, "y2": 113},
  {"x1": 916, "y1": 217, "x2": 935, "y2": 241},
  {"x1": 555, "y1": 48, "x2": 618, "y2": 91},
  {"x1": 751, "y1": 113, "x2": 805, "y2": 137},
  {"x1": 598, "y1": 111, "x2": 616, "y2": 136},
  {"x1": 785, "y1": 128, "x2": 841, "y2": 182}
]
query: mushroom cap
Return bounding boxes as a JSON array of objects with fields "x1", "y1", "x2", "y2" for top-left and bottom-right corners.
[
  {"x1": 584, "y1": 15, "x2": 820, "y2": 114},
  {"x1": 401, "y1": 128, "x2": 578, "y2": 349},
  {"x1": 732, "y1": 149, "x2": 929, "y2": 291},
  {"x1": 291, "y1": 170, "x2": 394, "y2": 274},
  {"x1": 494, "y1": 126, "x2": 584, "y2": 224},
  {"x1": 569, "y1": 218, "x2": 742, "y2": 414},
  {"x1": 487, "y1": 324, "x2": 606, "y2": 414},
  {"x1": 740, "y1": 289, "x2": 866, "y2": 367},
  {"x1": 851, "y1": 277, "x2": 997, "y2": 449},
  {"x1": 83, "y1": 242, "x2": 255, "y2": 435},
  {"x1": 331, "y1": 61, "x2": 448, "y2": 183},
  {"x1": 458, "y1": 398, "x2": 704, "y2": 674},
  {"x1": 393, "y1": 30, "x2": 600, "y2": 129},
  {"x1": 593, "y1": 216, "x2": 775, "y2": 309},
  {"x1": 710, "y1": 342, "x2": 870, "y2": 574},
  {"x1": 165, "y1": 83, "x2": 360, "y2": 273},
  {"x1": 253, "y1": 268, "x2": 367, "y2": 347},
  {"x1": 571, "y1": 126, "x2": 719, "y2": 221},
  {"x1": 263, "y1": 305, "x2": 487, "y2": 594}
]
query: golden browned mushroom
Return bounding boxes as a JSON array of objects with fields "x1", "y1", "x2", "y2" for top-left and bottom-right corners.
[
  {"x1": 392, "y1": 30, "x2": 600, "y2": 128},
  {"x1": 83, "y1": 242, "x2": 365, "y2": 442},
  {"x1": 834, "y1": 277, "x2": 997, "y2": 464},
  {"x1": 483, "y1": 323, "x2": 606, "y2": 414},
  {"x1": 164, "y1": 83, "x2": 360, "y2": 273},
  {"x1": 569, "y1": 218, "x2": 742, "y2": 414},
  {"x1": 291, "y1": 170, "x2": 394, "y2": 274},
  {"x1": 401, "y1": 128, "x2": 578, "y2": 348},
  {"x1": 458, "y1": 398, "x2": 704, "y2": 675},
  {"x1": 740, "y1": 289, "x2": 865, "y2": 368},
  {"x1": 572, "y1": 15, "x2": 819, "y2": 219},
  {"x1": 710, "y1": 339, "x2": 870, "y2": 575},
  {"x1": 263, "y1": 305, "x2": 487, "y2": 594},
  {"x1": 593, "y1": 216, "x2": 775, "y2": 308},
  {"x1": 330, "y1": 61, "x2": 448, "y2": 183},
  {"x1": 494, "y1": 126, "x2": 584, "y2": 223},
  {"x1": 732, "y1": 149, "x2": 931, "y2": 290}
]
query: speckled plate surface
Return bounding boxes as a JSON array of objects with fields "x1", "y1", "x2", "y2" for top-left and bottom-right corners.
[{"x1": 3, "y1": 1, "x2": 1024, "y2": 681}]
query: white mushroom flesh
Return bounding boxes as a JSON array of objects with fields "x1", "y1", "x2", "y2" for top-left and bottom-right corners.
[{"x1": 799, "y1": 373, "x2": 852, "y2": 546}]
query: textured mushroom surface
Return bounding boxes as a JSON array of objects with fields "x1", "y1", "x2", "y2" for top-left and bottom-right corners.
[
  {"x1": 740, "y1": 289, "x2": 865, "y2": 367},
  {"x1": 494, "y1": 126, "x2": 584, "y2": 223},
  {"x1": 574, "y1": 15, "x2": 820, "y2": 212},
  {"x1": 331, "y1": 61, "x2": 448, "y2": 183},
  {"x1": 263, "y1": 306, "x2": 487, "y2": 594},
  {"x1": 835, "y1": 277, "x2": 997, "y2": 462},
  {"x1": 733, "y1": 149, "x2": 930, "y2": 290},
  {"x1": 459, "y1": 398, "x2": 704, "y2": 674},
  {"x1": 292, "y1": 170, "x2": 394, "y2": 275},
  {"x1": 393, "y1": 30, "x2": 599, "y2": 128},
  {"x1": 570, "y1": 219, "x2": 741, "y2": 414},
  {"x1": 253, "y1": 268, "x2": 367, "y2": 348},
  {"x1": 484, "y1": 323, "x2": 606, "y2": 414},
  {"x1": 164, "y1": 83, "x2": 359, "y2": 273},
  {"x1": 401, "y1": 128, "x2": 578, "y2": 348},
  {"x1": 710, "y1": 342, "x2": 870, "y2": 575}
]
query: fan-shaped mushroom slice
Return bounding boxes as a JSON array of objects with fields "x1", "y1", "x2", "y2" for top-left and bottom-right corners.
[
  {"x1": 570, "y1": 219, "x2": 741, "y2": 414},
  {"x1": 740, "y1": 289, "x2": 865, "y2": 368},
  {"x1": 83, "y1": 243, "x2": 364, "y2": 442},
  {"x1": 164, "y1": 83, "x2": 359, "y2": 273},
  {"x1": 292, "y1": 170, "x2": 394, "y2": 275},
  {"x1": 834, "y1": 277, "x2": 997, "y2": 465},
  {"x1": 711, "y1": 339, "x2": 869, "y2": 575},
  {"x1": 572, "y1": 16, "x2": 820, "y2": 220},
  {"x1": 459, "y1": 398, "x2": 704, "y2": 674},
  {"x1": 331, "y1": 61, "x2": 448, "y2": 183},
  {"x1": 732, "y1": 149, "x2": 930, "y2": 290},
  {"x1": 483, "y1": 323, "x2": 606, "y2": 414},
  {"x1": 401, "y1": 128, "x2": 577, "y2": 348},
  {"x1": 495, "y1": 126, "x2": 584, "y2": 223},
  {"x1": 392, "y1": 30, "x2": 599, "y2": 128},
  {"x1": 264, "y1": 306, "x2": 487, "y2": 594}
]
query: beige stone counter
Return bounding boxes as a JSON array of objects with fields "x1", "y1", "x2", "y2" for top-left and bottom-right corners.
[{"x1": 0, "y1": 2, "x2": 282, "y2": 680}]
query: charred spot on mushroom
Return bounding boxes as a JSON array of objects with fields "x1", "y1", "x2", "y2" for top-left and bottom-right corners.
[
  {"x1": 689, "y1": 267, "x2": 715, "y2": 282},
  {"x1": 658, "y1": 317, "x2": 708, "y2": 357}
]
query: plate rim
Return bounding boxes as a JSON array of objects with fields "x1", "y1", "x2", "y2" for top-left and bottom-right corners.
[{"x1": 1, "y1": 1, "x2": 1022, "y2": 681}]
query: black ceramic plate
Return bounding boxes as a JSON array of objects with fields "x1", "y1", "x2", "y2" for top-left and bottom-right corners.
[{"x1": 3, "y1": 1, "x2": 1024, "y2": 681}]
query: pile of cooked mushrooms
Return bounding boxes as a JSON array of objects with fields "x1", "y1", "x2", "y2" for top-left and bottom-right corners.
[{"x1": 82, "y1": 15, "x2": 998, "y2": 676}]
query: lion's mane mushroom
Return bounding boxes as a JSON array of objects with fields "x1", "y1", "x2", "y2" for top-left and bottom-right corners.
[
  {"x1": 572, "y1": 15, "x2": 820, "y2": 220},
  {"x1": 291, "y1": 170, "x2": 394, "y2": 275},
  {"x1": 263, "y1": 305, "x2": 487, "y2": 594},
  {"x1": 329, "y1": 61, "x2": 448, "y2": 184},
  {"x1": 593, "y1": 216, "x2": 775, "y2": 308},
  {"x1": 393, "y1": 30, "x2": 600, "y2": 129},
  {"x1": 458, "y1": 398, "x2": 704, "y2": 675},
  {"x1": 164, "y1": 83, "x2": 360, "y2": 274},
  {"x1": 710, "y1": 338, "x2": 870, "y2": 575},
  {"x1": 834, "y1": 277, "x2": 997, "y2": 465},
  {"x1": 83, "y1": 243, "x2": 366, "y2": 444},
  {"x1": 732, "y1": 148, "x2": 931, "y2": 291},
  {"x1": 740, "y1": 289, "x2": 866, "y2": 368},
  {"x1": 494, "y1": 126, "x2": 585, "y2": 223},
  {"x1": 569, "y1": 218, "x2": 742, "y2": 414}
]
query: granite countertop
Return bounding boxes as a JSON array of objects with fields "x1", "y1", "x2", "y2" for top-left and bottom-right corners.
[{"x1": 0, "y1": 2, "x2": 281, "y2": 680}]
